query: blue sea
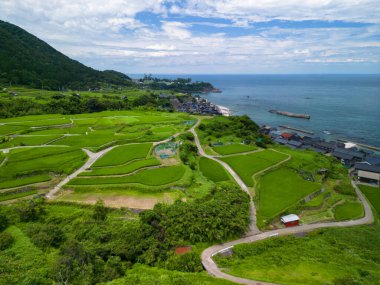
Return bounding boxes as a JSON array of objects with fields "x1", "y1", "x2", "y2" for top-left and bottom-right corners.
[{"x1": 132, "y1": 74, "x2": 380, "y2": 147}]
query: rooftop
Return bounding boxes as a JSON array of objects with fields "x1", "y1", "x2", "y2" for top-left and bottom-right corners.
[
  {"x1": 355, "y1": 163, "x2": 380, "y2": 174},
  {"x1": 281, "y1": 214, "x2": 300, "y2": 223}
]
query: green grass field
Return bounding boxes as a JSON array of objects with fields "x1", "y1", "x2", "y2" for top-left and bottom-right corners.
[
  {"x1": 257, "y1": 168, "x2": 320, "y2": 224},
  {"x1": 199, "y1": 157, "x2": 230, "y2": 182},
  {"x1": 93, "y1": 143, "x2": 152, "y2": 167},
  {"x1": 81, "y1": 157, "x2": 160, "y2": 176},
  {"x1": 69, "y1": 165, "x2": 187, "y2": 187},
  {"x1": 215, "y1": 225, "x2": 380, "y2": 285},
  {"x1": 221, "y1": 150, "x2": 288, "y2": 186},
  {"x1": 359, "y1": 185, "x2": 380, "y2": 217},
  {"x1": 0, "y1": 147, "x2": 87, "y2": 189},
  {"x1": 334, "y1": 201, "x2": 364, "y2": 221},
  {"x1": 213, "y1": 144, "x2": 257, "y2": 155}
]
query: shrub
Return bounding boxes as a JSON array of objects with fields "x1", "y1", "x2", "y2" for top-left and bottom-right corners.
[{"x1": 0, "y1": 232, "x2": 14, "y2": 250}]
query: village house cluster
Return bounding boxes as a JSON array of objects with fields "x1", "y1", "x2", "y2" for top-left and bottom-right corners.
[
  {"x1": 260, "y1": 125, "x2": 380, "y2": 186},
  {"x1": 170, "y1": 96, "x2": 222, "y2": 115}
]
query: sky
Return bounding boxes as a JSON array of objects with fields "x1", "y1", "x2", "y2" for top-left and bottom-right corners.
[{"x1": 1, "y1": 0, "x2": 380, "y2": 74}]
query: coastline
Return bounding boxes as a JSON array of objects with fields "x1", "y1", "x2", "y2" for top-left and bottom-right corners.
[{"x1": 216, "y1": 105, "x2": 231, "y2": 116}]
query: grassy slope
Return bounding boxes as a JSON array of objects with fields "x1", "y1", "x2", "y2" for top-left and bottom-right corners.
[
  {"x1": 69, "y1": 165, "x2": 187, "y2": 187},
  {"x1": 0, "y1": 147, "x2": 87, "y2": 189},
  {"x1": 215, "y1": 226, "x2": 380, "y2": 285},
  {"x1": 106, "y1": 264, "x2": 237, "y2": 285},
  {"x1": 93, "y1": 143, "x2": 152, "y2": 167},
  {"x1": 221, "y1": 150, "x2": 288, "y2": 187},
  {"x1": 334, "y1": 201, "x2": 364, "y2": 221},
  {"x1": 213, "y1": 144, "x2": 257, "y2": 155},
  {"x1": 0, "y1": 226, "x2": 50, "y2": 284},
  {"x1": 199, "y1": 157, "x2": 230, "y2": 182},
  {"x1": 360, "y1": 185, "x2": 380, "y2": 216},
  {"x1": 257, "y1": 168, "x2": 320, "y2": 223}
]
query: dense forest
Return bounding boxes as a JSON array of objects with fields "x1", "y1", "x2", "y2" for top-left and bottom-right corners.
[
  {"x1": 0, "y1": 21, "x2": 134, "y2": 90},
  {"x1": 0, "y1": 184, "x2": 250, "y2": 284},
  {"x1": 138, "y1": 75, "x2": 217, "y2": 93},
  {"x1": 0, "y1": 92, "x2": 173, "y2": 118}
]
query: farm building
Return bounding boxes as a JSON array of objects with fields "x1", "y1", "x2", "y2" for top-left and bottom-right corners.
[
  {"x1": 354, "y1": 163, "x2": 380, "y2": 186},
  {"x1": 281, "y1": 214, "x2": 300, "y2": 227}
]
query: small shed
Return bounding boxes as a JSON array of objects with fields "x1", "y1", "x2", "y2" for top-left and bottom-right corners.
[{"x1": 281, "y1": 214, "x2": 300, "y2": 227}]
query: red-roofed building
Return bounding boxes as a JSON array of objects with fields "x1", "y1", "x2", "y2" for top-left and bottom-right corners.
[
  {"x1": 281, "y1": 132, "x2": 294, "y2": 140},
  {"x1": 175, "y1": 246, "x2": 192, "y2": 255}
]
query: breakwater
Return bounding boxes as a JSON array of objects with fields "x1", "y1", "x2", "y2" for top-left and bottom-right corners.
[
  {"x1": 279, "y1": 125, "x2": 314, "y2": 135},
  {"x1": 269, "y1": 109, "x2": 310, "y2": 120}
]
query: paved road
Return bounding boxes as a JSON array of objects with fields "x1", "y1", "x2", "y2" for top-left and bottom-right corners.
[
  {"x1": 201, "y1": 179, "x2": 374, "y2": 285},
  {"x1": 190, "y1": 119, "x2": 260, "y2": 235},
  {"x1": 46, "y1": 147, "x2": 116, "y2": 199}
]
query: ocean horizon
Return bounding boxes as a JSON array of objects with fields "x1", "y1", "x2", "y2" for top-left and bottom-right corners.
[{"x1": 130, "y1": 74, "x2": 380, "y2": 148}]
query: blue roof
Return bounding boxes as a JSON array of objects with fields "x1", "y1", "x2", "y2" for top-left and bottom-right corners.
[{"x1": 366, "y1": 156, "x2": 380, "y2": 166}]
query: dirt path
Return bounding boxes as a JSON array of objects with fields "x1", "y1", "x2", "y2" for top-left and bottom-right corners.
[
  {"x1": 45, "y1": 147, "x2": 116, "y2": 199},
  {"x1": 201, "y1": 180, "x2": 374, "y2": 285}
]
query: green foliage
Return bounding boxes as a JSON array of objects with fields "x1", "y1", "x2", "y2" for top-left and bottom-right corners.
[
  {"x1": 0, "y1": 20, "x2": 133, "y2": 90},
  {"x1": 26, "y1": 223, "x2": 66, "y2": 249},
  {"x1": 0, "y1": 211, "x2": 9, "y2": 231},
  {"x1": 106, "y1": 263, "x2": 236, "y2": 285},
  {"x1": 199, "y1": 157, "x2": 230, "y2": 182},
  {"x1": 93, "y1": 199, "x2": 108, "y2": 221},
  {"x1": 165, "y1": 251, "x2": 203, "y2": 272},
  {"x1": 215, "y1": 226, "x2": 380, "y2": 285},
  {"x1": 0, "y1": 232, "x2": 14, "y2": 250},
  {"x1": 334, "y1": 182, "x2": 356, "y2": 196},
  {"x1": 15, "y1": 197, "x2": 46, "y2": 222},
  {"x1": 198, "y1": 115, "x2": 260, "y2": 145},
  {"x1": 140, "y1": 184, "x2": 250, "y2": 245}
]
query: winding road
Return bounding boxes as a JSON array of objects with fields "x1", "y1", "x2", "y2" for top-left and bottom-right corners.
[{"x1": 191, "y1": 119, "x2": 375, "y2": 285}]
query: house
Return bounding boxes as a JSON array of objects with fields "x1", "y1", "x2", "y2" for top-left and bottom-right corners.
[
  {"x1": 281, "y1": 132, "x2": 294, "y2": 140},
  {"x1": 332, "y1": 148, "x2": 365, "y2": 167},
  {"x1": 354, "y1": 163, "x2": 380, "y2": 186},
  {"x1": 287, "y1": 140, "x2": 303, "y2": 149},
  {"x1": 366, "y1": 156, "x2": 380, "y2": 166},
  {"x1": 274, "y1": 138, "x2": 288, "y2": 145},
  {"x1": 281, "y1": 214, "x2": 300, "y2": 227}
]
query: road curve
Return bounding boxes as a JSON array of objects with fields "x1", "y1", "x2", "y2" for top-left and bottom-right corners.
[
  {"x1": 201, "y1": 179, "x2": 374, "y2": 285},
  {"x1": 190, "y1": 119, "x2": 260, "y2": 235}
]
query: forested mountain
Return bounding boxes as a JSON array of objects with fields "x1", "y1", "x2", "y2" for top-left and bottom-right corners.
[{"x1": 0, "y1": 20, "x2": 133, "y2": 90}]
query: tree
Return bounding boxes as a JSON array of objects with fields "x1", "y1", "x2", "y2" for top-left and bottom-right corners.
[
  {"x1": 0, "y1": 211, "x2": 9, "y2": 232},
  {"x1": 16, "y1": 197, "x2": 46, "y2": 222},
  {"x1": 93, "y1": 199, "x2": 108, "y2": 221}
]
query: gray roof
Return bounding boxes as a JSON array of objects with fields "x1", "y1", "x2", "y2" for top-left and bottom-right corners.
[
  {"x1": 366, "y1": 156, "x2": 380, "y2": 166},
  {"x1": 287, "y1": 140, "x2": 303, "y2": 147},
  {"x1": 333, "y1": 148, "x2": 365, "y2": 159},
  {"x1": 274, "y1": 138, "x2": 288, "y2": 145},
  {"x1": 355, "y1": 163, "x2": 380, "y2": 173}
]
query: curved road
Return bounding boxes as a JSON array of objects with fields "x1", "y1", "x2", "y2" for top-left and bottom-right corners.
[
  {"x1": 191, "y1": 119, "x2": 375, "y2": 285},
  {"x1": 190, "y1": 120, "x2": 260, "y2": 234}
]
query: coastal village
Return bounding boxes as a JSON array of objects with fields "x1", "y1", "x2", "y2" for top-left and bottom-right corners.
[{"x1": 260, "y1": 125, "x2": 380, "y2": 186}]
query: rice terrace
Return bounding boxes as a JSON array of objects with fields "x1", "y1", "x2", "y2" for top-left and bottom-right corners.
[{"x1": 1, "y1": 12, "x2": 380, "y2": 285}]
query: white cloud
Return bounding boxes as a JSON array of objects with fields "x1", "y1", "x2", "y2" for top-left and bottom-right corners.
[
  {"x1": 0, "y1": 0, "x2": 379, "y2": 73},
  {"x1": 161, "y1": 21, "x2": 192, "y2": 39}
]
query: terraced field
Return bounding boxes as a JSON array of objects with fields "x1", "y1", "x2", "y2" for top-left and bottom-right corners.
[
  {"x1": 0, "y1": 111, "x2": 197, "y2": 205},
  {"x1": 213, "y1": 144, "x2": 257, "y2": 155},
  {"x1": 199, "y1": 157, "x2": 230, "y2": 182},
  {"x1": 220, "y1": 150, "x2": 288, "y2": 186}
]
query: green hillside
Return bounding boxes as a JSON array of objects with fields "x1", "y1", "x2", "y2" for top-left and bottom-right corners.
[{"x1": 0, "y1": 20, "x2": 133, "y2": 90}]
